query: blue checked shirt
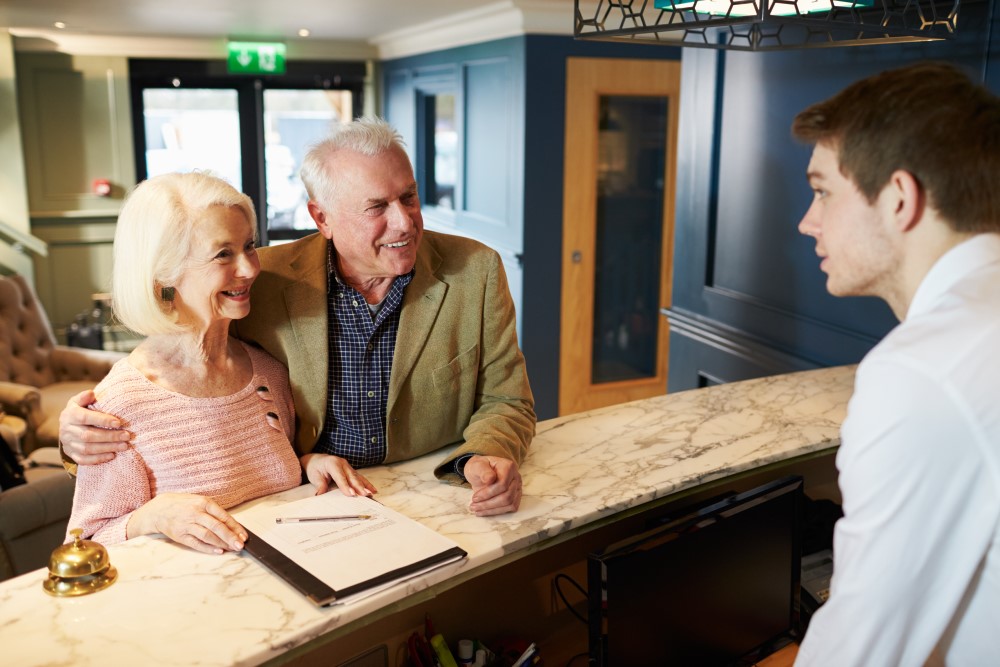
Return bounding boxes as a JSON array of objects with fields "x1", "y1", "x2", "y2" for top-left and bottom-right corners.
[{"x1": 312, "y1": 242, "x2": 413, "y2": 467}]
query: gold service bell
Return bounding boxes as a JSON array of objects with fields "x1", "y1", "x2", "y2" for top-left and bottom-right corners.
[{"x1": 43, "y1": 528, "x2": 118, "y2": 597}]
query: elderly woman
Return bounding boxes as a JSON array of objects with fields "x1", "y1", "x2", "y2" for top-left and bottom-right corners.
[{"x1": 67, "y1": 172, "x2": 347, "y2": 555}]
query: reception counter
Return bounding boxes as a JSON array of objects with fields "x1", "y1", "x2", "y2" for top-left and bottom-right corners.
[{"x1": 0, "y1": 364, "x2": 855, "y2": 666}]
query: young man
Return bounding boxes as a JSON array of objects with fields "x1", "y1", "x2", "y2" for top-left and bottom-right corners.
[{"x1": 792, "y1": 62, "x2": 1000, "y2": 666}]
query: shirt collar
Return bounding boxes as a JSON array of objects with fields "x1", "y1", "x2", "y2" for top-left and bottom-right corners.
[{"x1": 907, "y1": 233, "x2": 1000, "y2": 320}]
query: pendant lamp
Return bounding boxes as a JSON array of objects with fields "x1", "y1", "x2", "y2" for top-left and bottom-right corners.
[{"x1": 574, "y1": 0, "x2": 959, "y2": 51}]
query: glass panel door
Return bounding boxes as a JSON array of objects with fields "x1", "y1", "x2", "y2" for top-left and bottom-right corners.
[
  {"x1": 141, "y1": 88, "x2": 242, "y2": 188},
  {"x1": 592, "y1": 95, "x2": 668, "y2": 384},
  {"x1": 417, "y1": 90, "x2": 458, "y2": 212},
  {"x1": 130, "y1": 59, "x2": 366, "y2": 245},
  {"x1": 263, "y1": 89, "x2": 353, "y2": 239},
  {"x1": 429, "y1": 93, "x2": 457, "y2": 210}
]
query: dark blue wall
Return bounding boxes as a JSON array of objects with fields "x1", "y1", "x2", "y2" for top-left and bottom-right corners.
[
  {"x1": 380, "y1": 38, "x2": 525, "y2": 260},
  {"x1": 379, "y1": 13, "x2": 999, "y2": 413},
  {"x1": 382, "y1": 36, "x2": 680, "y2": 420},
  {"x1": 668, "y1": 1, "x2": 1000, "y2": 390}
]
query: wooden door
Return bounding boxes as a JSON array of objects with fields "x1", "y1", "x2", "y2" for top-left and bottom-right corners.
[{"x1": 559, "y1": 57, "x2": 681, "y2": 416}]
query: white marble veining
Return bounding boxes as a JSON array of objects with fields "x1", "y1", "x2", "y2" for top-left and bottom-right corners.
[{"x1": 0, "y1": 365, "x2": 855, "y2": 666}]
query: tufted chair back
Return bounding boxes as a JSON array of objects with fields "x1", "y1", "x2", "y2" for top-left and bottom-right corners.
[
  {"x1": 0, "y1": 274, "x2": 60, "y2": 388},
  {"x1": 0, "y1": 274, "x2": 125, "y2": 455}
]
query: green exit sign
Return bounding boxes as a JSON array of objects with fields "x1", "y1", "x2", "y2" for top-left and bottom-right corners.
[{"x1": 227, "y1": 41, "x2": 287, "y2": 74}]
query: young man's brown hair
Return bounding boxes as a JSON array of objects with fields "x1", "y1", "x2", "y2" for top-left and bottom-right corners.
[{"x1": 792, "y1": 61, "x2": 1000, "y2": 234}]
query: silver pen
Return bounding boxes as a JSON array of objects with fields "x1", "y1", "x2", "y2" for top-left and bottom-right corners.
[{"x1": 275, "y1": 514, "x2": 372, "y2": 524}]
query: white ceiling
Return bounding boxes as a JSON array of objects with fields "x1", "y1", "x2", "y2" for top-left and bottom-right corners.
[{"x1": 0, "y1": 0, "x2": 572, "y2": 45}]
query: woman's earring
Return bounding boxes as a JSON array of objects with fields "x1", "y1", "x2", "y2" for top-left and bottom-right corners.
[{"x1": 161, "y1": 286, "x2": 175, "y2": 302}]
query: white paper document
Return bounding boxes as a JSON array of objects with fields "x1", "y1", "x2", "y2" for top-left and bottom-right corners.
[{"x1": 235, "y1": 491, "x2": 466, "y2": 606}]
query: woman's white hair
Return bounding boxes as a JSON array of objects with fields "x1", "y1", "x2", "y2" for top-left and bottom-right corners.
[
  {"x1": 111, "y1": 172, "x2": 256, "y2": 336},
  {"x1": 299, "y1": 116, "x2": 407, "y2": 208}
]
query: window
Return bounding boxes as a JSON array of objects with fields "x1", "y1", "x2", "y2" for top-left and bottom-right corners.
[
  {"x1": 129, "y1": 59, "x2": 365, "y2": 244},
  {"x1": 423, "y1": 93, "x2": 457, "y2": 210},
  {"x1": 263, "y1": 89, "x2": 354, "y2": 235},
  {"x1": 415, "y1": 79, "x2": 460, "y2": 216}
]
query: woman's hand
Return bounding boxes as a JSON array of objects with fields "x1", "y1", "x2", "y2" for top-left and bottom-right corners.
[
  {"x1": 127, "y1": 493, "x2": 247, "y2": 554},
  {"x1": 301, "y1": 453, "x2": 378, "y2": 497}
]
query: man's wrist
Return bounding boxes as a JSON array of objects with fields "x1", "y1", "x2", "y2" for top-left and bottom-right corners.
[{"x1": 453, "y1": 454, "x2": 476, "y2": 481}]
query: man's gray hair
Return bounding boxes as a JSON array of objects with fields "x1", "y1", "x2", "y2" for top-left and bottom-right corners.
[{"x1": 299, "y1": 116, "x2": 407, "y2": 207}]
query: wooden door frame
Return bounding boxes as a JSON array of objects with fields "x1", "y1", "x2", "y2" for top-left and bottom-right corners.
[{"x1": 559, "y1": 57, "x2": 681, "y2": 416}]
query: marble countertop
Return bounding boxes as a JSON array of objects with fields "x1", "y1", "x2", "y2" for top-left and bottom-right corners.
[{"x1": 0, "y1": 364, "x2": 855, "y2": 666}]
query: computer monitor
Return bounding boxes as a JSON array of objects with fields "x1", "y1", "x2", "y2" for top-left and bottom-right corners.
[{"x1": 588, "y1": 475, "x2": 803, "y2": 667}]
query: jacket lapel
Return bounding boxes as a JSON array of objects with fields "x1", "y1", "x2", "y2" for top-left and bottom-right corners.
[
  {"x1": 283, "y1": 234, "x2": 330, "y2": 411},
  {"x1": 389, "y1": 239, "x2": 446, "y2": 399}
]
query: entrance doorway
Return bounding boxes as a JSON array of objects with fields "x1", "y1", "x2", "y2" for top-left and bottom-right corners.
[{"x1": 129, "y1": 59, "x2": 365, "y2": 244}]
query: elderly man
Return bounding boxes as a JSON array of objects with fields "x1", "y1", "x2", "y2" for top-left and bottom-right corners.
[
  {"x1": 792, "y1": 62, "x2": 1000, "y2": 666},
  {"x1": 60, "y1": 117, "x2": 535, "y2": 517}
]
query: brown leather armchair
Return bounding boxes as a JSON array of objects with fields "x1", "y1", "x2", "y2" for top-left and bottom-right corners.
[
  {"x1": 0, "y1": 473, "x2": 75, "y2": 580},
  {"x1": 0, "y1": 274, "x2": 126, "y2": 456},
  {"x1": 0, "y1": 422, "x2": 74, "y2": 580}
]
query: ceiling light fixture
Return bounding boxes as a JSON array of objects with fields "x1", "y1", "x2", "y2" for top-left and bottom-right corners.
[
  {"x1": 298, "y1": 28, "x2": 310, "y2": 37},
  {"x1": 53, "y1": 21, "x2": 66, "y2": 29},
  {"x1": 574, "y1": 0, "x2": 959, "y2": 51}
]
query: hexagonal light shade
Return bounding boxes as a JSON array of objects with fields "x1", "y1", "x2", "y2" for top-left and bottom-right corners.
[
  {"x1": 666, "y1": 0, "x2": 873, "y2": 18},
  {"x1": 574, "y1": 0, "x2": 959, "y2": 51}
]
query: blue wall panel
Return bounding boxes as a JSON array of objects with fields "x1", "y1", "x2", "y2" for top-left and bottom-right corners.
[
  {"x1": 669, "y1": 0, "x2": 1000, "y2": 391},
  {"x1": 464, "y1": 58, "x2": 514, "y2": 226},
  {"x1": 381, "y1": 40, "x2": 523, "y2": 255}
]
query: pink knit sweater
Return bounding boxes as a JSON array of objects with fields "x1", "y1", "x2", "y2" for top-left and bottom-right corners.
[{"x1": 68, "y1": 342, "x2": 302, "y2": 545}]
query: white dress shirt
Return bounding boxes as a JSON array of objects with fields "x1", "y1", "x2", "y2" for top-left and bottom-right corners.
[{"x1": 795, "y1": 234, "x2": 1000, "y2": 667}]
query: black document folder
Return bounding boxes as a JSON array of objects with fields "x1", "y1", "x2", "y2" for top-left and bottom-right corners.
[{"x1": 235, "y1": 492, "x2": 467, "y2": 606}]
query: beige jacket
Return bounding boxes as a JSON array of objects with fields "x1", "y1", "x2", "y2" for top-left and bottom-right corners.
[{"x1": 235, "y1": 230, "x2": 535, "y2": 480}]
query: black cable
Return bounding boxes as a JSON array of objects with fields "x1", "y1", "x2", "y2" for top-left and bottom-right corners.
[
  {"x1": 564, "y1": 651, "x2": 590, "y2": 667},
  {"x1": 553, "y1": 573, "x2": 589, "y2": 625}
]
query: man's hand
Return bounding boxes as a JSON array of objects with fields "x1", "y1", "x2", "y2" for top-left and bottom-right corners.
[
  {"x1": 301, "y1": 453, "x2": 378, "y2": 498},
  {"x1": 464, "y1": 455, "x2": 522, "y2": 516},
  {"x1": 126, "y1": 493, "x2": 247, "y2": 554},
  {"x1": 59, "y1": 390, "x2": 130, "y2": 464}
]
